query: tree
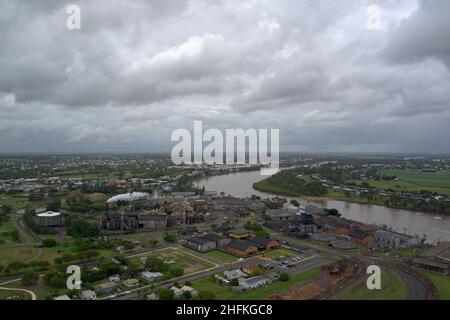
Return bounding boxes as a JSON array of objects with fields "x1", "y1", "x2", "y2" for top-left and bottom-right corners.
[
  {"x1": 169, "y1": 267, "x2": 184, "y2": 278},
  {"x1": 21, "y1": 268, "x2": 39, "y2": 285},
  {"x1": 42, "y1": 238, "x2": 57, "y2": 247},
  {"x1": 10, "y1": 230, "x2": 20, "y2": 242},
  {"x1": 327, "y1": 208, "x2": 341, "y2": 217},
  {"x1": 43, "y1": 269, "x2": 57, "y2": 284},
  {"x1": 126, "y1": 260, "x2": 141, "y2": 276},
  {"x1": 65, "y1": 216, "x2": 100, "y2": 238},
  {"x1": 7, "y1": 261, "x2": 28, "y2": 272},
  {"x1": 279, "y1": 272, "x2": 290, "y2": 281},
  {"x1": 182, "y1": 290, "x2": 192, "y2": 300},
  {"x1": 46, "y1": 199, "x2": 61, "y2": 212},
  {"x1": 99, "y1": 261, "x2": 121, "y2": 276},
  {"x1": 148, "y1": 238, "x2": 158, "y2": 247},
  {"x1": 163, "y1": 232, "x2": 176, "y2": 243},
  {"x1": 156, "y1": 288, "x2": 174, "y2": 300},
  {"x1": 230, "y1": 278, "x2": 239, "y2": 286},
  {"x1": 145, "y1": 257, "x2": 169, "y2": 273}
]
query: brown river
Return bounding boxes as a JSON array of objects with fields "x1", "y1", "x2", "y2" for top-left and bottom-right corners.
[{"x1": 194, "y1": 170, "x2": 450, "y2": 243}]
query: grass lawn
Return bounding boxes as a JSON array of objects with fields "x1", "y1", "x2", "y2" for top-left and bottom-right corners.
[
  {"x1": 259, "y1": 248, "x2": 298, "y2": 260},
  {"x1": 0, "y1": 246, "x2": 39, "y2": 266},
  {"x1": 192, "y1": 267, "x2": 321, "y2": 300},
  {"x1": 349, "y1": 169, "x2": 450, "y2": 196},
  {"x1": 385, "y1": 247, "x2": 426, "y2": 258},
  {"x1": 0, "y1": 221, "x2": 18, "y2": 244},
  {"x1": 0, "y1": 288, "x2": 32, "y2": 300},
  {"x1": 130, "y1": 247, "x2": 215, "y2": 275},
  {"x1": 326, "y1": 189, "x2": 386, "y2": 206},
  {"x1": 203, "y1": 250, "x2": 237, "y2": 263},
  {"x1": 343, "y1": 268, "x2": 407, "y2": 300},
  {"x1": 33, "y1": 244, "x2": 114, "y2": 265},
  {"x1": 114, "y1": 230, "x2": 165, "y2": 247},
  {"x1": 417, "y1": 269, "x2": 450, "y2": 300},
  {"x1": 380, "y1": 169, "x2": 450, "y2": 189}
]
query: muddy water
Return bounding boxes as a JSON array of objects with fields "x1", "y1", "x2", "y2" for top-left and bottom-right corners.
[{"x1": 195, "y1": 170, "x2": 450, "y2": 242}]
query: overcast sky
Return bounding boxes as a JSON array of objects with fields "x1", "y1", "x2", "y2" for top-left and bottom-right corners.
[{"x1": 0, "y1": 0, "x2": 449, "y2": 154}]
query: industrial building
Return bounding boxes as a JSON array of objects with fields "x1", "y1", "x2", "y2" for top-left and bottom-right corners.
[{"x1": 36, "y1": 211, "x2": 62, "y2": 227}]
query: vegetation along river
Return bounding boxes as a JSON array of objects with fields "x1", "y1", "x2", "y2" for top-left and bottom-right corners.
[{"x1": 195, "y1": 170, "x2": 450, "y2": 243}]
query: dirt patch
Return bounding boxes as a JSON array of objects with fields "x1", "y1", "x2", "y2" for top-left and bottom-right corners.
[{"x1": 267, "y1": 260, "x2": 356, "y2": 300}]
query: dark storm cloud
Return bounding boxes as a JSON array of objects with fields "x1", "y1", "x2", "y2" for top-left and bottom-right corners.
[
  {"x1": 0, "y1": 0, "x2": 449, "y2": 153},
  {"x1": 383, "y1": 0, "x2": 450, "y2": 69}
]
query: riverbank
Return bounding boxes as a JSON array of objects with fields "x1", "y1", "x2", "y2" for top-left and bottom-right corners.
[
  {"x1": 195, "y1": 170, "x2": 450, "y2": 242},
  {"x1": 254, "y1": 179, "x2": 385, "y2": 205},
  {"x1": 254, "y1": 176, "x2": 450, "y2": 216}
]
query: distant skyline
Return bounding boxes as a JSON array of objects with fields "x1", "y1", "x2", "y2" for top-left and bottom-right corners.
[{"x1": 1, "y1": 0, "x2": 450, "y2": 154}]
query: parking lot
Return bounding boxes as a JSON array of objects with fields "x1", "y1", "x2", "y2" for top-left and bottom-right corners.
[{"x1": 263, "y1": 241, "x2": 335, "y2": 274}]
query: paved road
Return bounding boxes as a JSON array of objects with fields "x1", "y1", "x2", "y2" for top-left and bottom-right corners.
[{"x1": 0, "y1": 279, "x2": 37, "y2": 300}]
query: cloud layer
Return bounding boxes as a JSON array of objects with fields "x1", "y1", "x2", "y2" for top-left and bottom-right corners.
[{"x1": 0, "y1": 0, "x2": 449, "y2": 153}]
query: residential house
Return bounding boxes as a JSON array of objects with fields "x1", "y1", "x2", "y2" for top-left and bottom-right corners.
[
  {"x1": 109, "y1": 275, "x2": 120, "y2": 283},
  {"x1": 204, "y1": 233, "x2": 230, "y2": 248},
  {"x1": 95, "y1": 282, "x2": 118, "y2": 295},
  {"x1": 177, "y1": 226, "x2": 198, "y2": 236},
  {"x1": 122, "y1": 278, "x2": 140, "y2": 288},
  {"x1": 170, "y1": 286, "x2": 184, "y2": 297},
  {"x1": 186, "y1": 236, "x2": 217, "y2": 252},
  {"x1": 249, "y1": 237, "x2": 279, "y2": 252},
  {"x1": 80, "y1": 290, "x2": 97, "y2": 300},
  {"x1": 226, "y1": 240, "x2": 258, "y2": 257},
  {"x1": 242, "y1": 265, "x2": 261, "y2": 275},
  {"x1": 224, "y1": 269, "x2": 247, "y2": 280},
  {"x1": 213, "y1": 197, "x2": 248, "y2": 211},
  {"x1": 226, "y1": 229, "x2": 255, "y2": 239},
  {"x1": 180, "y1": 285, "x2": 198, "y2": 297},
  {"x1": 238, "y1": 276, "x2": 270, "y2": 290},
  {"x1": 140, "y1": 271, "x2": 164, "y2": 282},
  {"x1": 265, "y1": 209, "x2": 295, "y2": 222}
]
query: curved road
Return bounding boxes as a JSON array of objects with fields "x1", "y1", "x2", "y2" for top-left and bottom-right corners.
[{"x1": 0, "y1": 279, "x2": 37, "y2": 300}]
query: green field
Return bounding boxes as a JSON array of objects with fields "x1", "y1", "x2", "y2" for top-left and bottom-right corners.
[
  {"x1": 0, "y1": 288, "x2": 31, "y2": 300},
  {"x1": 343, "y1": 268, "x2": 407, "y2": 300},
  {"x1": 191, "y1": 267, "x2": 321, "y2": 300},
  {"x1": 417, "y1": 269, "x2": 450, "y2": 300},
  {"x1": 114, "y1": 230, "x2": 165, "y2": 247},
  {"x1": 130, "y1": 247, "x2": 216, "y2": 275},
  {"x1": 203, "y1": 250, "x2": 237, "y2": 263},
  {"x1": 0, "y1": 221, "x2": 18, "y2": 244},
  {"x1": 351, "y1": 169, "x2": 450, "y2": 196},
  {"x1": 0, "y1": 246, "x2": 39, "y2": 266},
  {"x1": 326, "y1": 189, "x2": 386, "y2": 205}
]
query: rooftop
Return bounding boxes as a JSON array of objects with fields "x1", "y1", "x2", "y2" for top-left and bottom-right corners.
[{"x1": 37, "y1": 211, "x2": 61, "y2": 217}]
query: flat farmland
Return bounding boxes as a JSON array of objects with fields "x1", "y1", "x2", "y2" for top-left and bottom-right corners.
[{"x1": 351, "y1": 169, "x2": 450, "y2": 195}]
